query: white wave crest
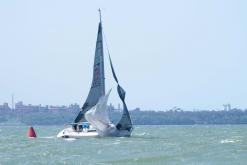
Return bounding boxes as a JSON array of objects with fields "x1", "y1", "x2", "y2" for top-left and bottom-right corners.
[{"x1": 220, "y1": 139, "x2": 241, "y2": 144}]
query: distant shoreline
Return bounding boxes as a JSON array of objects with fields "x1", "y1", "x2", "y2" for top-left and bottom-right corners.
[{"x1": 1, "y1": 109, "x2": 247, "y2": 125}]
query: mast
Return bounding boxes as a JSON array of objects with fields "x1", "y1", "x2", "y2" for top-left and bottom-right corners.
[{"x1": 98, "y1": 8, "x2": 102, "y2": 23}]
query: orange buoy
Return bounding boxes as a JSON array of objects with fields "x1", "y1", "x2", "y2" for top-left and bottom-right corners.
[{"x1": 27, "y1": 126, "x2": 37, "y2": 138}]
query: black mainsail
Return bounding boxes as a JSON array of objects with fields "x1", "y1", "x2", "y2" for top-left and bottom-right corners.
[{"x1": 74, "y1": 13, "x2": 105, "y2": 123}]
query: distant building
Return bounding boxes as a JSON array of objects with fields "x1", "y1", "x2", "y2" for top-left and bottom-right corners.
[
  {"x1": 0, "y1": 103, "x2": 11, "y2": 112},
  {"x1": 0, "y1": 101, "x2": 81, "y2": 113},
  {"x1": 67, "y1": 104, "x2": 80, "y2": 112},
  {"x1": 15, "y1": 101, "x2": 45, "y2": 112},
  {"x1": 48, "y1": 105, "x2": 66, "y2": 112},
  {"x1": 223, "y1": 104, "x2": 231, "y2": 111},
  {"x1": 48, "y1": 103, "x2": 80, "y2": 112},
  {"x1": 133, "y1": 107, "x2": 141, "y2": 112}
]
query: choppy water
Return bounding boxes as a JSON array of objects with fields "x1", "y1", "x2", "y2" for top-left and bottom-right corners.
[{"x1": 0, "y1": 125, "x2": 246, "y2": 165}]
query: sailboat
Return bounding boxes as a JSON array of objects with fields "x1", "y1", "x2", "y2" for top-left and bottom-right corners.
[{"x1": 57, "y1": 10, "x2": 133, "y2": 138}]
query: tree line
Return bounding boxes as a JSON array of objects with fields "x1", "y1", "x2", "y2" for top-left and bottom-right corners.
[{"x1": 1, "y1": 108, "x2": 247, "y2": 125}]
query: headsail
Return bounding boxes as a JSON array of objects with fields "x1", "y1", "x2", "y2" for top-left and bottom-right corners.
[
  {"x1": 85, "y1": 90, "x2": 113, "y2": 133},
  {"x1": 74, "y1": 17, "x2": 105, "y2": 123},
  {"x1": 108, "y1": 55, "x2": 133, "y2": 132}
]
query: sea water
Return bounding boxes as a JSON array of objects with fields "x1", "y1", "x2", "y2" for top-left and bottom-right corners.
[{"x1": 0, "y1": 125, "x2": 246, "y2": 165}]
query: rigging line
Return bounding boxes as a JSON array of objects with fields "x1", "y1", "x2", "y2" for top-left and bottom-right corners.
[
  {"x1": 100, "y1": 12, "x2": 113, "y2": 69},
  {"x1": 102, "y1": 31, "x2": 111, "y2": 60},
  {"x1": 102, "y1": 31, "x2": 119, "y2": 83}
]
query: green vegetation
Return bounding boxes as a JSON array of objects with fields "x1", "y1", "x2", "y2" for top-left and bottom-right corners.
[
  {"x1": 128, "y1": 109, "x2": 247, "y2": 125},
  {"x1": 1, "y1": 108, "x2": 247, "y2": 125}
]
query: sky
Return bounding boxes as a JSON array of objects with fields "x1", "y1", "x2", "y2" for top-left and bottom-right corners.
[{"x1": 0, "y1": 0, "x2": 246, "y2": 111}]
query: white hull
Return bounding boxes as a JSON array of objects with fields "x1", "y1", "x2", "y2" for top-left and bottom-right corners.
[
  {"x1": 57, "y1": 127, "x2": 98, "y2": 138},
  {"x1": 57, "y1": 126, "x2": 132, "y2": 138}
]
